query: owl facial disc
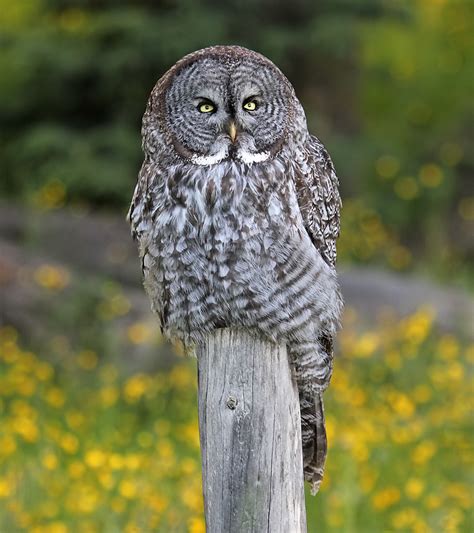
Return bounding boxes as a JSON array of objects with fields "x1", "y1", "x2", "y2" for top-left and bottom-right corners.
[{"x1": 161, "y1": 51, "x2": 291, "y2": 165}]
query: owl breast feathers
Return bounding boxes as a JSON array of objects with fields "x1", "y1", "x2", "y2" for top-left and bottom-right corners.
[{"x1": 128, "y1": 45, "x2": 342, "y2": 494}]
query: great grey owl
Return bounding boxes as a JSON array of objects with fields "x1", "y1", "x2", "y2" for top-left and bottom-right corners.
[{"x1": 128, "y1": 45, "x2": 342, "y2": 494}]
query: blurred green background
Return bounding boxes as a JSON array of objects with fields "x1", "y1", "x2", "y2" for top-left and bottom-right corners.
[
  {"x1": 0, "y1": 0, "x2": 472, "y2": 532},
  {"x1": 1, "y1": 0, "x2": 473, "y2": 277}
]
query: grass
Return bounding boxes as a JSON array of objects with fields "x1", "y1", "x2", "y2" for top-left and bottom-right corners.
[{"x1": 0, "y1": 303, "x2": 472, "y2": 531}]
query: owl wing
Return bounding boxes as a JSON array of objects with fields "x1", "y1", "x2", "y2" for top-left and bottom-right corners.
[
  {"x1": 127, "y1": 160, "x2": 154, "y2": 244},
  {"x1": 293, "y1": 135, "x2": 341, "y2": 492},
  {"x1": 128, "y1": 160, "x2": 169, "y2": 330},
  {"x1": 294, "y1": 135, "x2": 341, "y2": 268}
]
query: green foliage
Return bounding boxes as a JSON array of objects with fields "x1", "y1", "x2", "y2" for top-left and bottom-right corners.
[
  {"x1": 357, "y1": 2, "x2": 473, "y2": 249},
  {"x1": 0, "y1": 0, "x2": 472, "y2": 273}
]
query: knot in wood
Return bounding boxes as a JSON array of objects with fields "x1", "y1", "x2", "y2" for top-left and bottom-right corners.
[{"x1": 226, "y1": 396, "x2": 238, "y2": 410}]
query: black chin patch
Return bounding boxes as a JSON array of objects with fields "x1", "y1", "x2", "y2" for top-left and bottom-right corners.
[{"x1": 227, "y1": 143, "x2": 237, "y2": 159}]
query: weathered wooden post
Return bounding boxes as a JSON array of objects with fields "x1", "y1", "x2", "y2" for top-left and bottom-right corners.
[{"x1": 197, "y1": 328, "x2": 307, "y2": 533}]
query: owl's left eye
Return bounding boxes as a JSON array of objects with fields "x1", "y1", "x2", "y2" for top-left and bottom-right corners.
[
  {"x1": 243, "y1": 99, "x2": 258, "y2": 111},
  {"x1": 198, "y1": 101, "x2": 215, "y2": 113}
]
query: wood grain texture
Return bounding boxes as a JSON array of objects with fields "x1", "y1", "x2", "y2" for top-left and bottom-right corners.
[{"x1": 197, "y1": 328, "x2": 307, "y2": 533}]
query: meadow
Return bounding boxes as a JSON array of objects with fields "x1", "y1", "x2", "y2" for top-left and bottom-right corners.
[{"x1": 1, "y1": 300, "x2": 472, "y2": 532}]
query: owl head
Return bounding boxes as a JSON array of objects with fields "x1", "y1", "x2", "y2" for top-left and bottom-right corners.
[{"x1": 143, "y1": 46, "x2": 306, "y2": 166}]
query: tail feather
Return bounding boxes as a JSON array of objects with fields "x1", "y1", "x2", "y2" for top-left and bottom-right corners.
[
  {"x1": 290, "y1": 335, "x2": 332, "y2": 494},
  {"x1": 300, "y1": 392, "x2": 327, "y2": 495}
]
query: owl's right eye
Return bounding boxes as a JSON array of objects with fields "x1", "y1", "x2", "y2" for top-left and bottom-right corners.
[{"x1": 198, "y1": 102, "x2": 215, "y2": 113}]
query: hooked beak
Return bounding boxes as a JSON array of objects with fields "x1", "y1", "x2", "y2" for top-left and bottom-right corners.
[{"x1": 227, "y1": 121, "x2": 237, "y2": 143}]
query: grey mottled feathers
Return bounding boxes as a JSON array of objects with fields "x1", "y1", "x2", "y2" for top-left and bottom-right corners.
[{"x1": 294, "y1": 135, "x2": 341, "y2": 269}]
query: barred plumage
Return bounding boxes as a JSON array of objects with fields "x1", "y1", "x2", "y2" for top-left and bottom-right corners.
[{"x1": 128, "y1": 45, "x2": 342, "y2": 493}]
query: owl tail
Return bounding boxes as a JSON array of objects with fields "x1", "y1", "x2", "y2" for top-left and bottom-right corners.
[{"x1": 300, "y1": 391, "x2": 327, "y2": 495}]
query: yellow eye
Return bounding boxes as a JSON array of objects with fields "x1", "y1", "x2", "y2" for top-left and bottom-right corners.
[
  {"x1": 243, "y1": 100, "x2": 257, "y2": 111},
  {"x1": 198, "y1": 102, "x2": 215, "y2": 113}
]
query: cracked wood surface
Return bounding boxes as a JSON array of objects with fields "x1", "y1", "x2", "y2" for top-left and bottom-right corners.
[{"x1": 197, "y1": 329, "x2": 307, "y2": 533}]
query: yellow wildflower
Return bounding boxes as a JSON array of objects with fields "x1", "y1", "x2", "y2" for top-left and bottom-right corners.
[
  {"x1": 0, "y1": 435, "x2": 16, "y2": 456},
  {"x1": 147, "y1": 493, "x2": 168, "y2": 513},
  {"x1": 34, "y1": 264, "x2": 70, "y2": 291},
  {"x1": 419, "y1": 163, "x2": 443, "y2": 188},
  {"x1": 372, "y1": 486, "x2": 401, "y2": 510},
  {"x1": 127, "y1": 322, "x2": 154, "y2": 344},
  {"x1": 446, "y1": 483, "x2": 472, "y2": 509},
  {"x1": 447, "y1": 361, "x2": 464, "y2": 382},
  {"x1": 352, "y1": 441, "x2": 369, "y2": 461},
  {"x1": 402, "y1": 307, "x2": 434, "y2": 344},
  {"x1": 66, "y1": 410, "x2": 85, "y2": 429},
  {"x1": 1, "y1": 343, "x2": 19, "y2": 364},
  {"x1": 59, "y1": 433, "x2": 79, "y2": 454},
  {"x1": 85, "y1": 449, "x2": 106, "y2": 469},
  {"x1": 109, "y1": 453, "x2": 125, "y2": 470},
  {"x1": 33, "y1": 179, "x2": 66, "y2": 210},
  {"x1": 75, "y1": 486, "x2": 100, "y2": 513},
  {"x1": 169, "y1": 364, "x2": 195, "y2": 389},
  {"x1": 68, "y1": 461, "x2": 85, "y2": 479},
  {"x1": 17, "y1": 375, "x2": 36, "y2": 397},
  {"x1": 412, "y1": 440, "x2": 436, "y2": 465},
  {"x1": 35, "y1": 361, "x2": 54, "y2": 381},
  {"x1": 76, "y1": 350, "x2": 98, "y2": 370},
  {"x1": 181, "y1": 484, "x2": 204, "y2": 513},
  {"x1": 157, "y1": 439, "x2": 175, "y2": 459},
  {"x1": 405, "y1": 478, "x2": 425, "y2": 499},
  {"x1": 389, "y1": 391, "x2": 415, "y2": 418},
  {"x1": 391, "y1": 426, "x2": 413, "y2": 444},
  {"x1": 125, "y1": 454, "x2": 142, "y2": 471},
  {"x1": 354, "y1": 332, "x2": 378, "y2": 358},
  {"x1": 0, "y1": 479, "x2": 12, "y2": 498},
  {"x1": 437, "y1": 335, "x2": 459, "y2": 360},
  {"x1": 13, "y1": 416, "x2": 39, "y2": 442},
  {"x1": 325, "y1": 416, "x2": 336, "y2": 442},
  {"x1": 181, "y1": 457, "x2": 198, "y2": 476},
  {"x1": 124, "y1": 373, "x2": 150, "y2": 402},
  {"x1": 188, "y1": 517, "x2": 206, "y2": 533},
  {"x1": 375, "y1": 155, "x2": 400, "y2": 179},
  {"x1": 42, "y1": 452, "x2": 58, "y2": 470},
  {"x1": 98, "y1": 471, "x2": 114, "y2": 490},
  {"x1": 394, "y1": 176, "x2": 419, "y2": 200},
  {"x1": 47, "y1": 522, "x2": 68, "y2": 533},
  {"x1": 424, "y1": 494, "x2": 441, "y2": 509},
  {"x1": 119, "y1": 479, "x2": 137, "y2": 499},
  {"x1": 181, "y1": 423, "x2": 200, "y2": 449},
  {"x1": 392, "y1": 507, "x2": 417, "y2": 527},
  {"x1": 0, "y1": 325, "x2": 18, "y2": 343},
  {"x1": 45, "y1": 387, "x2": 65, "y2": 408},
  {"x1": 98, "y1": 292, "x2": 131, "y2": 320},
  {"x1": 443, "y1": 509, "x2": 464, "y2": 532}
]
